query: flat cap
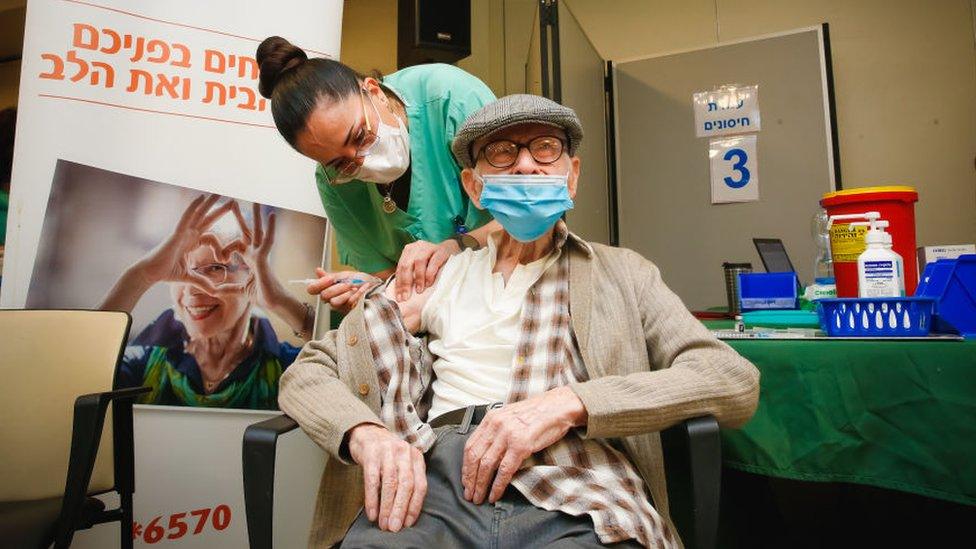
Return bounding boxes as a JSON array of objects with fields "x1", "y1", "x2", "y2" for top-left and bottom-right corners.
[{"x1": 451, "y1": 94, "x2": 583, "y2": 169}]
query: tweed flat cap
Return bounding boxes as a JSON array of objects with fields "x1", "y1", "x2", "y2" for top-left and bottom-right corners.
[{"x1": 451, "y1": 94, "x2": 584, "y2": 168}]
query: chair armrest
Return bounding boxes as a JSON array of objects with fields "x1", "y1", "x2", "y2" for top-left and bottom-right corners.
[
  {"x1": 102, "y1": 386, "x2": 153, "y2": 401},
  {"x1": 54, "y1": 386, "x2": 151, "y2": 547},
  {"x1": 661, "y1": 415, "x2": 721, "y2": 549},
  {"x1": 108, "y1": 387, "x2": 151, "y2": 502},
  {"x1": 243, "y1": 414, "x2": 300, "y2": 549}
]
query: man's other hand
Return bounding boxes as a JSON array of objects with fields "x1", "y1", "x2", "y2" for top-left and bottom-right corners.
[
  {"x1": 348, "y1": 423, "x2": 428, "y2": 532},
  {"x1": 460, "y1": 386, "x2": 587, "y2": 505}
]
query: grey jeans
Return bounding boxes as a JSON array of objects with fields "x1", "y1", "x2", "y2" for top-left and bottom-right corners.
[{"x1": 340, "y1": 425, "x2": 643, "y2": 548}]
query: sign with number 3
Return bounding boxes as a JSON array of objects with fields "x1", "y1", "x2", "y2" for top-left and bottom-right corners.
[{"x1": 709, "y1": 134, "x2": 759, "y2": 203}]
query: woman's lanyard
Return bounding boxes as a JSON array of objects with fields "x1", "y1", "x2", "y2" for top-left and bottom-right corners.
[{"x1": 388, "y1": 163, "x2": 412, "y2": 213}]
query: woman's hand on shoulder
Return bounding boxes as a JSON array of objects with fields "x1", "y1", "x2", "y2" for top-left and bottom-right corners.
[{"x1": 394, "y1": 239, "x2": 460, "y2": 301}]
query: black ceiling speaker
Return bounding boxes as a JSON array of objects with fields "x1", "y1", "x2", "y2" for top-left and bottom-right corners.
[{"x1": 397, "y1": 0, "x2": 471, "y2": 69}]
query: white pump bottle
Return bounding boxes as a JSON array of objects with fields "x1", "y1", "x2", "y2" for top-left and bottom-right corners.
[{"x1": 853, "y1": 218, "x2": 905, "y2": 297}]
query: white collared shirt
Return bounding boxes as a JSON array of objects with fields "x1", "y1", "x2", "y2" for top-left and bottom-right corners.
[{"x1": 421, "y1": 235, "x2": 560, "y2": 420}]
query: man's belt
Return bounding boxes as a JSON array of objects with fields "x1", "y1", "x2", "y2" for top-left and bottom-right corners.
[{"x1": 429, "y1": 402, "x2": 504, "y2": 433}]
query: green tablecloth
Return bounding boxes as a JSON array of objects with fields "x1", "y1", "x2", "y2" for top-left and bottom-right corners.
[{"x1": 707, "y1": 322, "x2": 976, "y2": 506}]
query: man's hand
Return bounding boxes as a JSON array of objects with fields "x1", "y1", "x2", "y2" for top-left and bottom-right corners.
[
  {"x1": 461, "y1": 386, "x2": 587, "y2": 505},
  {"x1": 383, "y1": 279, "x2": 432, "y2": 334},
  {"x1": 347, "y1": 423, "x2": 428, "y2": 532}
]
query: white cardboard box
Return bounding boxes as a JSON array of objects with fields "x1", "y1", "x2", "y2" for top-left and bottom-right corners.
[{"x1": 917, "y1": 244, "x2": 976, "y2": 273}]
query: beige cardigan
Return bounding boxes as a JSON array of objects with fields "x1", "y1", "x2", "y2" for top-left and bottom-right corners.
[{"x1": 278, "y1": 238, "x2": 760, "y2": 547}]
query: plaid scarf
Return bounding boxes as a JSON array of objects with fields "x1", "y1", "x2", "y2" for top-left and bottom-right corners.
[{"x1": 362, "y1": 223, "x2": 676, "y2": 547}]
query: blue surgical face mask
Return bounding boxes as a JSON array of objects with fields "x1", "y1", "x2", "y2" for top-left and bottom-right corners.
[{"x1": 476, "y1": 173, "x2": 575, "y2": 242}]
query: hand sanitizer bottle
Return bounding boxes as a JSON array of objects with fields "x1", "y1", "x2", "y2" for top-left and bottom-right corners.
[
  {"x1": 807, "y1": 209, "x2": 837, "y2": 301},
  {"x1": 855, "y1": 218, "x2": 905, "y2": 297}
]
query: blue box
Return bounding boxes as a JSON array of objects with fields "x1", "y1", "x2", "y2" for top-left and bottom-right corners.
[
  {"x1": 738, "y1": 272, "x2": 798, "y2": 310},
  {"x1": 915, "y1": 254, "x2": 976, "y2": 339}
]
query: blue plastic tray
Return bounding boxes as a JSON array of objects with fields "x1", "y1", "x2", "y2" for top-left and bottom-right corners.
[
  {"x1": 817, "y1": 297, "x2": 935, "y2": 337},
  {"x1": 915, "y1": 254, "x2": 976, "y2": 339}
]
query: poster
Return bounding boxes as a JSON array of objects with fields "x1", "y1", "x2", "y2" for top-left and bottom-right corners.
[
  {"x1": 4, "y1": 2, "x2": 342, "y2": 545},
  {"x1": 27, "y1": 160, "x2": 326, "y2": 409}
]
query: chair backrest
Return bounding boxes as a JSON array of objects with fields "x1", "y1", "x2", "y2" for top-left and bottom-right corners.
[{"x1": 0, "y1": 309, "x2": 130, "y2": 502}]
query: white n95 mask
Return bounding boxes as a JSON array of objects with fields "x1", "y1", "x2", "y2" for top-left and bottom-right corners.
[{"x1": 348, "y1": 95, "x2": 410, "y2": 184}]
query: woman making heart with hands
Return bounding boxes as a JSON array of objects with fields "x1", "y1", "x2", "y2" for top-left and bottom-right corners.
[{"x1": 101, "y1": 193, "x2": 313, "y2": 409}]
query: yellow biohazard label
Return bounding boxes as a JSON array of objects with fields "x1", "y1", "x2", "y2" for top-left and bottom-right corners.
[{"x1": 830, "y1": 224, "x2": 869, "y2": 262}]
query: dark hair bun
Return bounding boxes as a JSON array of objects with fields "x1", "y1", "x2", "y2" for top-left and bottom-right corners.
[{"x1": 256, "y1": 36, "x2": 309, "y2": 99}]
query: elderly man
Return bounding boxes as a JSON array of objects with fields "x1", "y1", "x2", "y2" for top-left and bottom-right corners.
[{"x1": 280, "y1": 94, "x2": 759, "y2": 548}]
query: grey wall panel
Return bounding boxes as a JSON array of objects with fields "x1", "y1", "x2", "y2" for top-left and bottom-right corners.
[
  {"x1": 503, "y1": 0, "x2": 539, "y2": 94},
  {"x1": 558, "y1": 1, "x2": 610, "y2": 244},
  {"x1": 614, "y1": 27, "x2": 836, "y2": 309}
]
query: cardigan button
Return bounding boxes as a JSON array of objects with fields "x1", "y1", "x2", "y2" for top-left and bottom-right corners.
[
  {"x1": 357, "y1": 383, "x2": 370, "y2": 396},
  {"x1": 347, "y1": 334, "x2": 359, "y2": 346}
]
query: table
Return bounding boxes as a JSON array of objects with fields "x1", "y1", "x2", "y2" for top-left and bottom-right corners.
[{"x1": 706, "y1": 322, "x2": 976, "y2": 506}]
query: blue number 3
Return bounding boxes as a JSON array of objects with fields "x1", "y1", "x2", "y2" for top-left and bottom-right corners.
[{"x1": 723, "y1": 148, "x2": 751, "y2": 188}]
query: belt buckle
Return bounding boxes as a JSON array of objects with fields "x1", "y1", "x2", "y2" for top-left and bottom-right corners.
[{"x1": 456, "y1": 405, "x2": 476, "y2": 434}]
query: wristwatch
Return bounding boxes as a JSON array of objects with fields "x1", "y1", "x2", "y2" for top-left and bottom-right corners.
[{"x1": 451, "y1": 233, "x2": 481, "y2": 251}]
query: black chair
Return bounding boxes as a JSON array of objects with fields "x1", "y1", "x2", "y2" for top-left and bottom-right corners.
[
  {"x1": 0, "y1": 310, "x2": 150, "y2": 548},
  {"x1": 243, "y1": 414, "x2": 722, "y2": 549}
]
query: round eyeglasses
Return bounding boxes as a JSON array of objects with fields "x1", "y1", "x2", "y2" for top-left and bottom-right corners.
[
  {"x1": 328, "y1": 89, "x2": 381, "y2": 182},
  {"x1": 191, "y1": 262, "x2": 250, "y2": 286},
  {"x1": 478, "y1": 136, "x2": 565, "y2": 169}
]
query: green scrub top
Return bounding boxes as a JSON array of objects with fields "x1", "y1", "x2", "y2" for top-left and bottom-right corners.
[{"x1": 316, "y1": 64, "x2": 496, "y2": 273}]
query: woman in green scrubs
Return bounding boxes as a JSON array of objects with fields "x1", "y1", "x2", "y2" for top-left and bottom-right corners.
[{"x1": 256, "y1": 37, "x2": 499, "y2": 311}]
